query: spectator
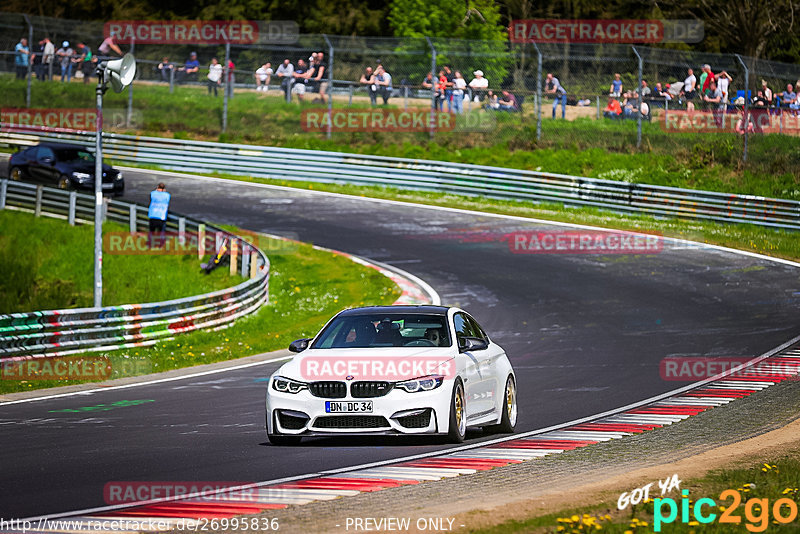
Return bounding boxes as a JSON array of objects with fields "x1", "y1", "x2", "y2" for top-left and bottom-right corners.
[
  {"x1": 359, "y1": 66, "x2": 376, "y2": 106},
  {"x1": 609, "y1": 73, "x2": 622, "y2": 97},
  {"x1": 638, "y1": 79, "x2": 651, "y2": 98},
  {"x1": 435, "y1": 70, "x2": 447, "y2": 110},
  {"x1": 468, "y1": 70, "x2": 488, "y2": 102},
  {"x1": 55, "y1": 41, "x2": 74, "y2": 82},
  {"x1": 497, "y1": 90, "x2": 519, "y2": 112},
  {"x1": 312, "y1": 52, "x2": 328, "y2": 104},
  {"x1": 702, "y1": 79, "x2": 723, "y2": 112},
  {"x1": 292, "y1": 58, "x2": 312, "y2": 102},
  {"x1": 752, "y1": 90, "x2": 768, "y2": 107},
  {"x1": 226, "y1": 58, "x2": 235, "y2": 93},
  {"x1": 699, "y1": 64, "x2": 715, "y2": 93},
  {"x1": 72, "y1": 42, "x2": 94, "y2": 84},
  {"x1": 207, "y1": 58, "x2": 222, "y2": 96},
  {"x1": 603, "y1": 96, "x2": 622, "y2": 119},
  {"x1": 717, "y1": 71, "x2": 732, "y2": 105},
  {"x1": 176, "y1": 52, "x2": 200, "y2": 83},
  {"x1": 451, "y1": 71, "x2": 466, "y2": 113},
  {"x1": 421, "y1": 72, "x2": 434, "y2": 90},
  {"x1": 14, "y1": 37, "x2": 29, "y2": 80},
  {"x1": 276, "y1": 58, "x2": 294, "y2": 101},
  {"x1": 35, "y1": 37, "x2": 54, "y2": 81},
  {"x1": 545, "y1": 73, "x2": 567, "y2": 119},
  {"x1": 374, "y1": 65, "x2": 392, "y2": 105},
  {"x1": 682, "y1": 68, "x2": 697, "y2": 111},
  {"x1": 98, "y1": 32, "x2": 123, "y2": 57},
  {"x1": 485, "y1": 90, "x2": 500, "y2": 109},
  {"x1": 652, "y1": 82, "x2": 671, "y2": 105},
  {"x1": 157, "y1": 57, "x2": 174, "y2": 83},
  {"x1": 776, "y1": 84, "x2": 797, "y2": 110},
  {"x1": 255, "y1": 62, "x2": 273, "y2": 92},
  {"x1": 148, "y1": 182, "x2": 170, "y2": 248},
  {"x1": 442, "y1": 65, "x2": 454, "y2": 112},
  {"x1": 761, "y1": 80, "x2": 773, "y2": 105}
]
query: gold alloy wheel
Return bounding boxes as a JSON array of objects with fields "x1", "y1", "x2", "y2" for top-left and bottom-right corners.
[
  {"x1": 506, "y1": 378, "x2": 517, "y2": 427},
  {"x1": 455, "y1": 384, "x2": 465, "y2": 435}
]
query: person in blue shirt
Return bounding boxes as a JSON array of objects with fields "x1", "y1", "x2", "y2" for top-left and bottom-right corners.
[
  {"x1": 148, "y1": 183, "x2": 171, "y2": 246},
  {"x1": 177, "y1": 52, "x2": 200, "y2": 83},
  {"x1": 546, "y1": 73, "x2": 568, "y2": 119},
  {"x1": 15, "y1": 38, "x2": 30, "y2": 79}
]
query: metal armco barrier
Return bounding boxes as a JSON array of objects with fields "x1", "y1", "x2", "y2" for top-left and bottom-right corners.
[
  {"x1": 2, "y1": 129, "x2": 799, "y2": 230},
  {"x1": 0, "y1": 179, "x2": 270, "y2": 359}
]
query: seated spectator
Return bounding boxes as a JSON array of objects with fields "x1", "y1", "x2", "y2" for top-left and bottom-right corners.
[
  {"x1": 56, "y1": 41, "x2": 74, "y2": 82},
  {"x1": 603, "y1": 96, "x2": 622, "y2": 119},
  {"x1": 72, "y1": 42, "x2": 93, "y2": 84},
  {"x1": 761, "y1": 80, "x2": 773, "y2": 106},
  {"x1": 609, "y1": 73, "x2": 623, "y2": 97},
  {"x1": 359, "y1": 66, "x2": 376, "y2": 106},
  {"x1": 468, "y1": 69, "x2": 488, "y2": 102},
  {"x1": 776, "y1": 83, "x2": 797, "y2": 109},
  {"x1": 752, "y1": 90, "x2": 768, "y2": 107},
  {"x1": 485, "y1": 90, "x2": 500, "y2": 109},
  {"x1": 207, "y1": 58, "x2": 222, "y2": 96},
  {"x1": 497, "y1": 90, "x2": 519, "y2": 112},
  {"x1": 157, "y1": 57, "x2": 174, "y2": 83},
  {"x1": 291, "y1": 58, "x2": 313, "y2": 102},
  {"x1": 651, "y1": 82, "x2": 671, "y2": 107},
  {"x1": 177, "y1": 52, "x2": 200, "y2": 83},
  {"x1": 275, "y1": 58, "x2": 294, "y2": 101},
  {"x1": 374, "y1": 65, "x2": 392, "y2": 105},
  {"x1": 638, "y1": 79, "x2": 651, "y2": 98},
  {"x1": 98, "y1": 32, "x2": 123, "y2": 58},
  {"x1": 255, "y1": 62, "x2": 272, "y2": 92}
]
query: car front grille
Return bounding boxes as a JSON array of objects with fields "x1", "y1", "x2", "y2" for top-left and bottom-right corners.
[
  {"x1": 314, "y1": 416, "x2": 390, "y2": 429},
  {"x1": 395, "y1": 410, "x2": 432, "y2": 429},
  {"x1": 308, "y1": 381, "x2": 347, "y2": 398},
  {"x1": 350, "y1": 381, "x2": 393, "y2": 398}
]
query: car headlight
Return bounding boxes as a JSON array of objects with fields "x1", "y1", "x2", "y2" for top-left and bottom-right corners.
[
  {"x1": 115, "y1": 171, "x2": 123, "y2": 181},
  {"x1": 395, "y1": 375, "x2": 444, "y2": 393},
  {"x1": 271, "y1": 376, "x2": 308, "y2": 394},
  {"x1": 72, "y1": 172, "x2": 91, "y2": 182}
]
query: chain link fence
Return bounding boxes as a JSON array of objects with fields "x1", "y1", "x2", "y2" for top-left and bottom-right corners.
[{"x1": 2, "y1": 11, "x2": 800, "y2": 173}]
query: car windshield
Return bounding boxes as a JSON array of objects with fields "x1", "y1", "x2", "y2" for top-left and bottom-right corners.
[
  {"x1": 56, "y1": 149, "x2": 95, "y2": 164},
  {"x1": 311, "y1": 313, "x2": 452, "y2": 349}
]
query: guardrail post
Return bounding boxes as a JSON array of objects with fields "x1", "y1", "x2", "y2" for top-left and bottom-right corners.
[
  {"x1": 34, "y1": 185, "x2": 43, "y2": 217},
  {"x1": 241, "y1": 245, "x2": 250, "y2": 277},
  {"x1": 250, "y1": 252, "x2": 258, "y2": 279},
  {"x1": 69, "y1": 191, "x2": 77, "y2": 225},
  {"x1": 129, "y1": 204, "x2": 136, "y2": 232},
  {"x1": 0, "y1": 179, "x2": 7, "y2": 210},
  {"x1": 348, "y1": 85, "x2": 353, "y2": 107},
  {"x1": 230, "y1": 238, "x2": 238, "y2": 276},
  {"x1": 169, "y1": 67, "x2": 175, "y2": 93},
  {"x1": 198, "y1": 224, "x2": 206, "y2": 259},
  {"x1": 178, "y1": 217, "x2": 186, "y2": 245}
]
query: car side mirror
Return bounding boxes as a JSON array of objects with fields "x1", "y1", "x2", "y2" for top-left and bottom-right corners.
[
  {"x1": 288, "y1": 338, "x2": 311, "y2": 353},
  {"x1": 459, "y1": 336, "x2": 488, "y2": 353}
]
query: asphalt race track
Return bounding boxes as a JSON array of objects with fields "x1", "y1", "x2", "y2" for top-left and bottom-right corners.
[{"x1": 1, "y1": 167, "x2": 799, "y2": 518}]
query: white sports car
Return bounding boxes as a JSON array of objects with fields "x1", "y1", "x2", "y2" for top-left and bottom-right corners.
[{"x1": 265, "y1": 305, "x2": 517, "y2": 445}]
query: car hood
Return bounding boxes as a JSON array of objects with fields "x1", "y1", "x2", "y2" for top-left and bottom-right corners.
[
  {"x1": 275, "y1": 347, "x2": 456, "y2": 382},
  {"x1": 57, "y1": 162, "x2": 116, "y2": 178}
]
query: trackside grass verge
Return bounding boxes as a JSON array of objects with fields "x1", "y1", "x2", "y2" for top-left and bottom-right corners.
[
  {"x1": 0, "y1": 209, "x2": 232, "y2": 313},
  {"x1": 129, "y1": 167, "x2": 800, "y2": 263},
  {"x1": 0, "y1": 231, "x2": 400, "y2": 394},
  {"x1": 466, "y1": 452, "x2": 800, "y2": 533}
]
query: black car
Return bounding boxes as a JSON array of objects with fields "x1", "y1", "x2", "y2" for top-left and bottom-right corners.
[{"x1": 8, "y1": 142, "x2": 124, "y2": 195}]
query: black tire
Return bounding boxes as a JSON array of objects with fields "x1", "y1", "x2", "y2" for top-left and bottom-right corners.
[
  {"x1": 57, "y1": 174, "x2": 72, "y2": 190},
  {"x1": 266, "y1": 412, "x2": 302, "y2": 445},
  {"x1": 484, "y1": 375, "x2": 517, "y2": 434},
  {"x1": 9, "y1": 166, "x2": 24, "y2": 181},
  {"x1": 447, "y1": 379, "x2": 467, "y2": 443}
]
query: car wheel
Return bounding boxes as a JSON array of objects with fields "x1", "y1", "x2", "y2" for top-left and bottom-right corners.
[
  {"x1": 9, "y1": 166, "x2": 24, "y2": 181},
  {"x1": 447, "y1": 379, "x2": 467, "y2": 443},
  {"x1": 485, "y1": 375, "x2": 517, "y2": 434},
  {"x1": 57, "y1": 175, "x2": 72, "y2": 190},
  {"x1": 266, "y1": 412, "x2": 302, "y2": 445}
]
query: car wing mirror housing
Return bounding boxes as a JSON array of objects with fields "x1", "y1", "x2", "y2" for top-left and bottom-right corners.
[
  {"x1": 288, "y1": 338, "x2": 311, "y2": 353},
  {"x1": 459, "y1": 336, "x2": 488, "y2": 353}
]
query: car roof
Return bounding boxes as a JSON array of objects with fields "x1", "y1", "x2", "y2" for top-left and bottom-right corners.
[
  {"x1": 337, "y1": 305, "x2": 451, "y2": 317},
  {"x1": 36, "y1": 142, "x2": 87, "y2": 151}
]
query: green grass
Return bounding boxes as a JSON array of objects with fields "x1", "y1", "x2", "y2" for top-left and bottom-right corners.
[
  {"x1": 2, "y1": 75, "x2": 799, "y2": 200},
  {"x1": 466, "y1": 454, "x2": 800, "y2": 533},
  {"x1": 0, "y1": 232, "x2": 401, "y2": 394},
  {"x1": 0, "y1": 210, "x2": 233, "y2": 313}
]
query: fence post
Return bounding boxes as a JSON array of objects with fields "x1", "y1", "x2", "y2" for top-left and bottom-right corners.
[
  {"x1": 69, "y1": 191, "x2": 77, "y2": 225},
  {"x1": 0, "y1": 179, "x2": 6, "y2": 210},
  {"x1": 536, "y1": 45, "x2": 543, "y2": 140},
  {"x1": 127, "y1": 38, "x2": 135, "y2": 127},
  {"x1": 241, "y1": 245, "x2": 250, "y2": 277},
  {"x1": 230, "y1": 238, "x2": 238, "y2": 276},
  {"x1": 169, "y1": 67, "x2": 175, "y2": 93},
  {"x1": 632, "y1": 46, "x2": 643, "y2": 149},
  {"x1": 198, "y1": 224, "x2": 206, "y2": 259},
  {"x1": 596, "y1": 95, "x2": 600, "y2": 120},
  {"x1": 34, "y1": 185, "x2": 42, "y2": 217},
  {"x1": 323, "y1": 34, "x2": 333, "y2": 140},
  {"x1": 426, "y1": 36, "x2": 437, "y2": 140},
  {"x1": 735, "y1": 54, "x2": 749, "y2": 162},
  {"x1": 222, "y1": 42, "x2": 230, "y2": 133},
  {"x1": 23, "y1": 15, "x2": 33, "y2": 108},
  {"x1": 348, "y1": 85, "x2": 353, "y2": 106},
  {"x1": 250, "y1": 252, "x2": 258, "y2": 279},
  {"x1": 128, "y1": 204, "x2": 136, "y2": 232}
]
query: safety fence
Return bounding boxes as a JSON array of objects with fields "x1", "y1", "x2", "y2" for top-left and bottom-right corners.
[
  {"x1": 2, "y1": 129, "x2": 798, "y2": 231},
  {"x1": 0, "y1": 177, "x2": 270, "y2": 359}
]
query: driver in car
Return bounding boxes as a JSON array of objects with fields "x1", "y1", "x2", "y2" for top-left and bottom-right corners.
[{"x1": 424, "y1": 327, "x2": 444, "y2": 347}]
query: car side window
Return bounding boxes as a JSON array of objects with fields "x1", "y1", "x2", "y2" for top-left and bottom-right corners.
[
  {"x1": 453, "y1": 313, "x2": 477, "y2": 342},
  {"x1": 466, "y1": 314, "x2": 488, "y2": 342},
  {"x1": 37, "y1": 146, "x2": 54, "y2": 161}
]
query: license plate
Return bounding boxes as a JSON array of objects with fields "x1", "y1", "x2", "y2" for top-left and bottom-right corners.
[
  {"x1": 102, "y1": 183, "x2": 113, "y2": 189},
  {"x1": 325, "y1": 401, "x2": 373, "y2": 413}
]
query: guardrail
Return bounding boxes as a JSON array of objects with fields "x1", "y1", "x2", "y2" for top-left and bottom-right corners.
[
  {"x1": 2, "y1": 129, "x2": 799, "y2": 230},
  {"x1": 0, "y1": 178, "x2": 270, "y2": 359}
]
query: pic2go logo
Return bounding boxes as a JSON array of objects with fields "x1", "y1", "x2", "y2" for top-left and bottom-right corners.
[{"x1": 654, "y1": 489, "x2": 799, "y2": 532}]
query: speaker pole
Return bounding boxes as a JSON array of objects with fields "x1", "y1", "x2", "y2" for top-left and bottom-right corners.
[{"x1": 93, "y1": 65, "x2": 106, "y2": 307}]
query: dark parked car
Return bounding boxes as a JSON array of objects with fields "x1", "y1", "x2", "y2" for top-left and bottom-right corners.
[{"x1": 8, "y1": 142, "x2": 124, "y2": 195}]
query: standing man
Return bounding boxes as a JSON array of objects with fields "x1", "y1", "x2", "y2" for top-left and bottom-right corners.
[
  {"x1": 14, "y1": 37, "x2": 30, "y2": 80},
  {"x1": 56, "y1": 41, "x2": 74, "y2": 82},
  {"x1": 148, "y1": 182, "x2": 171, "y2": 247},
  {"x1": 545, "y1": 73, "x2": 567, "y2": 119},
  {"x1": 312, "y1": 52, "x2": 328, "y2": 104}
]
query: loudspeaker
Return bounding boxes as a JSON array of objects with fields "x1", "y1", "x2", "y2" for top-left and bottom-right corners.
[{"x1": 104, "y1": 53, "x2": 136, "y2": 93}]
